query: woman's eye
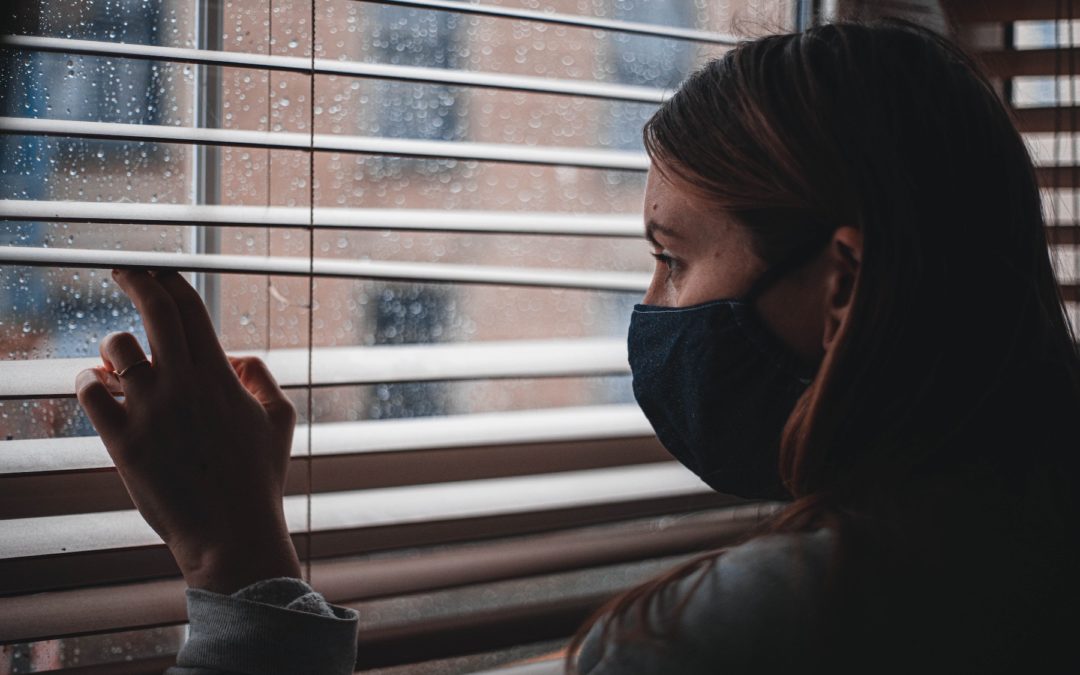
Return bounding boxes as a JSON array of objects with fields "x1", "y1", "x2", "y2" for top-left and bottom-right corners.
[{"x1": 650, "y1": 251, "x2": 679, "y2": 274}]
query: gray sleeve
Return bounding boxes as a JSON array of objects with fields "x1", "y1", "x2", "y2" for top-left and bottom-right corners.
[
  {"x1": 165, "y1": 577, "x2": 359, "y2": 675},
  {"x1": 575, "y1": 530, "x2": 832, "y2": 675}
]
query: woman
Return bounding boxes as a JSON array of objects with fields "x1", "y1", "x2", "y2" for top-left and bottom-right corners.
[{"x1": 76, "y1": 19, "x2": 1080, "y2": 674}]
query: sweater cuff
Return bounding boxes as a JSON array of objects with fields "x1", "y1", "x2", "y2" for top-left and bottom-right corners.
[{"x1": 177, "y1": 578, "x2": 359, "y2": 675}]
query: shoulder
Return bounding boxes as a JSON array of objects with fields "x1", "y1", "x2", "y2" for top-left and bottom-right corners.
[
  {"x1": 701, "y1": 527, "x2": 835, "y2": 618},
  {"x1": 576, "y1": 529, "x2": 834, "y2": 675},
  {"x1": 692, "y1": 529, "x2": 834, "y2": 639}
]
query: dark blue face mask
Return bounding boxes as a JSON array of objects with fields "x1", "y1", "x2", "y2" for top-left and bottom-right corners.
[{"x1": 627, "y1": 240, "x2": 827, "y2": 500}]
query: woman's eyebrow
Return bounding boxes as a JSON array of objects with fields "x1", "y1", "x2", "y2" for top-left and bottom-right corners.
[{"x1": 645, "y1": 219, "x2": 682, "y2": 245}]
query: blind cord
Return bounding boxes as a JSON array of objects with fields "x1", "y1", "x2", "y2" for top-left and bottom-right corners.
[
  {"x1": 266, "y1": 0, "x2": 273, "y2": 356},
  {"x1": 305, "y1": 0, "x2": 316, "y2": 585},
  {"x1": 1070, "y1": 0, "x2": 1079, "y2": 306},
  {"x1": 1054, "y1": 1, "x2": 1062, "y2": 232}
]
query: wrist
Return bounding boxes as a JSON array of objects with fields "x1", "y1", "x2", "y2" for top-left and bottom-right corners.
[{"x1": 174, "y1": 524, "x2": 302, "y2": 595}]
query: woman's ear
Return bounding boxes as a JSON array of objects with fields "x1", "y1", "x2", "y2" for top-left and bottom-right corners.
[{"x1": 822, "y1": 226, "x2": 862, "y2": 352}]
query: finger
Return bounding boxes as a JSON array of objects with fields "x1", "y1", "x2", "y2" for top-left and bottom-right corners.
[
  {"x1": 229, "y1": 356, "x2": 288, "y2": 407},
  {"x1": 100, "y1": 331, "x2": 154, "y2": 396},
  {"x1": 152, "y1": 270, "x2": 231, "y2": 372},
  {"x1": 111, "y1": 268, "x2": 190, "y2": 370},
  {"x1": 229, "y1": 356, "x2": 296, "y2": 431},
  {"x1": 76, "y1": 367, "x2": 127, "y2": 443}
]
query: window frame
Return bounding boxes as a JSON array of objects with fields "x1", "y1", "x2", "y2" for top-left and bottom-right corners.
[{"x1": 0, "y1": 1, "x2": 806, "y2": 669}]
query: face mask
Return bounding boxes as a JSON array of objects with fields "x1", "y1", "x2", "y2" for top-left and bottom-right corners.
[{"x1": 627, "y1": 240, "x2": 827, "y2": 500}]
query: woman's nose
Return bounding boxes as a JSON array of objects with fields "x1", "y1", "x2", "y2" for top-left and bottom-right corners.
[{"x1": 642, "y1": 269, "x2": 669, "y2": 307}]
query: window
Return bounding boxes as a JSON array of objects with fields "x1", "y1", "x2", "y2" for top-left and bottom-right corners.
[
  {"x1": 0, "y1": 0, "x2": 796, "y2": 671},
  {"x1": 945, "y1": 0, "x2": 1080, "y2": 332}
]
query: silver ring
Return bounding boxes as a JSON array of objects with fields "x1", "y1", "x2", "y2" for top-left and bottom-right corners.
[{"x1": 115, "y1": 359, "x2": 151, "y2": 378}]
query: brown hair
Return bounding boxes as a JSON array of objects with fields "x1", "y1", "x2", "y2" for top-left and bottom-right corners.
[{"x1": 568, "y1": 19, "x2": 1080, "y2": 672}]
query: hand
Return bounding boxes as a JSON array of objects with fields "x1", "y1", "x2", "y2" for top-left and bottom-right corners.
[{"x1": 76, "y1": 269, "x2": 302, "y2": 594}]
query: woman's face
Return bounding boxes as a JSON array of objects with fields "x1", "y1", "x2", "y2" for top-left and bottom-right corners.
[
  {"x1": 641, "y1": 164, "x2": 856, "y2": 366},
  {"x1": 641, "y1": 167, "x2": 765, "y2": 308}
]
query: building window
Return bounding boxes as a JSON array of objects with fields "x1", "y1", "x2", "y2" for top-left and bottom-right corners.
[
  {"x1": 370, "y1": 3, "x2": 461, "y2": 143},
  {"x1": 606, "y1": 0, "x2": 696, "y2": 150}
]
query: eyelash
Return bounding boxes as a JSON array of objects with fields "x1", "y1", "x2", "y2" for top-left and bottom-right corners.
[{"x1": 650, "y1": 251, "x2": 678, "y2": 273}]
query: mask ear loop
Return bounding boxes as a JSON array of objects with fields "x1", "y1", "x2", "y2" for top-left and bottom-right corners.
[
  {"x1": 735, "y1": 230, "x2": 836, "y2": 384},
  {"x1": 742, "y1": 229, "x2": 837, "y2": 303}
]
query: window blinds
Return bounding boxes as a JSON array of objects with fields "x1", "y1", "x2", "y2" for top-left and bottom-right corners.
[
  {"x1": 945, "y1": 0, "x2": 1080, "y2": 315},
  {"x1": 0, "y1": 0, "x2": 791, "y2": 669}
]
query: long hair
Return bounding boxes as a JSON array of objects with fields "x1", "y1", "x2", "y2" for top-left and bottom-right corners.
[{"x1": 568, "y1": 19, "x2": 1080, "y2": 672}]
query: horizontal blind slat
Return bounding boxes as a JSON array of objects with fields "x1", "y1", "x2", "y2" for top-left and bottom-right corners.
[
  {"x1": 2, "y1": 408, "x2": 666, "y2": 518},
  {"x1": 978, "y1": 48, "x2": 1080, "y2": 79},
  {"x1": 1, "y1": 404, "x2": 651, "y2": 474},
  {"x1": 1013, "y1": 106, "x2": 1080, "y2": 133},
  {"x1": 0, "y1": 199, "x2": 643, "y2": 237},
  {"x1": 2, "y1": 492, "x2": 735, "y2": 596},
  {"x1": 0, "y1": 246, "x2": 651, "y2": 293},
  {"x1": 0, "y1": 463, "x2": 709, "y2": 559},
  {"x1": 352, "y1": 592, "x2": 606, "y2": 671},
  {"x1": 1037, "y1": 165, "x2": 1080, "y2": 188},
  {"x1": 0, "y1": 507, "x2": 767, "y2": 643},
  {"x1": 0, "y1": 35, "x2": 671, "y2": 104},
  {"x1": 363, "y1": 0, "x2": 737, "y2": 44},
  {"x1": 1047, "y1": 225, "x2": 1080, "y2": 245},
  {"x1": 948, "y1": 0, "x2": 1068, "y2": 23},
  {"x1": 0, "y1": 337, "x2": 630, "y2": 399},
  {"x1": 0, "y1": 117, "x2": 652, "y2": 171},
  {"x1": 3, "y1": 438, "x2": 670, "y2": 519}
]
